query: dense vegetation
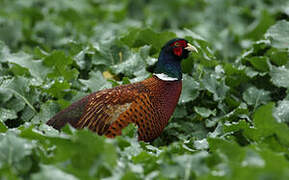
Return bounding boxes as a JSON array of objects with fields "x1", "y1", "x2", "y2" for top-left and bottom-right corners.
[{"x1": 1, "y1": 0, "x2": 289, "y2": 179}]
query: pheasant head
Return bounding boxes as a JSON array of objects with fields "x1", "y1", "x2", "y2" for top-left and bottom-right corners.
[{"x1": 154, "y1": 38, "x2": 197, "y2": 80}]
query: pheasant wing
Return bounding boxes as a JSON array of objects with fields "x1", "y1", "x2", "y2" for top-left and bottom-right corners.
[{"x1": 47, "y1": 85, "x2": 141, "y2": 134}]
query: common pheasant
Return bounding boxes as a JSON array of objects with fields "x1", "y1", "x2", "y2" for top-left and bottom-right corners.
[{"x1": 47, "y1": 38, "x2": 197, "y2": 142}]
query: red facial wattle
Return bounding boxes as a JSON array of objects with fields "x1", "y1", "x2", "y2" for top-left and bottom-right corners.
[
  {"x1": 170, "y1": 40, "x2": 187, "y2": 57},
  {"x1": 173, "y1": 47, "x2": 183, "y2": 56}
]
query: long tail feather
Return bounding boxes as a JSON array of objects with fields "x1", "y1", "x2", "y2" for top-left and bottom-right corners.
[{"x1": 46, "y1": 96, "x2": 90, "y2": 130}]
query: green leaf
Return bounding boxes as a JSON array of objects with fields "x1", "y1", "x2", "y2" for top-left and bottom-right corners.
[
  {"x1": 21, "y1": 106, "x2": 36, "y2": 122},
  {"x1": 194, "y1": 106, "x2": 216, "y2": 118},
  {"x1": 224, "y1": 63, "x2": 249, "y2": 87},
  {"x1": 139, "y1": 45, "x2": 157, "y2": 66},
  {"x1": 31, "y1": 165, "x2": 78, "y2": 180},
  {"x1": 0, "y1": 77, "x2": 36, "y2": 112},
  {"x1": 172, "y1": 152, "x2": 210, "y2": 178},
  {"x1": 111, "y1": 49, "x2": 147, "y2": 77},
  {"x1": 121, "y1": 28, "x2": 176, "y2": 54},
  {"x1": 245, "y1": 10, "x2": 275, "y2": 41},
  {"x1": 221, "y1": 103, "x2": 249, "y2": 122},
  {"x1": 120, "y1": 171, "x2": 142, "y2": 180},
  {"x1": 121, "y1": 123, "x2": 138, "y2": 139},
  {"x1": 270, "y1": 65, "x2": 289, "y2": 88},
  {"x1": 5, "y1": 97, "x2": 26, "y2": 113},
  {"x1": 173, "y1": 105, "x2": 188, "y2": 118},
  {"x1": 179, "y1": 74, "x2": 200, "y2": 104},
  {"x1": 223, "y1": 120, "x2": 250, "y2": 134},
  {"x1": 0, "y1": 108, "x2": 17, "y2": 121},
  {"x1": 245, "y1": 103, "x2": 289, "y2": 146},
  {"x1": 51, "y1": 130, "x2": 117, "y2": 178},
  {"x1": 208, "y1": 138, "x2": 245, "y2": 163},
  {"x1": 247, "y1": 56, "x2": 270, "y2": 72},
  {"x1": 0, "y1": 88, "x2": 13, "y2": 104},
  {"x1": 266, "y1": 48, "x2": 289, "y2": 66},
  {"x1": 201, "y1": 73, "x2": 229, "y2": 101},
  {"x1": 0, "y1": 121, "x2": 7, "y2": 133},
  {"x1": 73, "y1": 45, "x2": 94, "y2": 70},
  {"x1": 31, "y1": 101, "x2": 59, "y2": 124},
  {"x1": 6, "y1": 52, "x2": 50, "y2": 83},
  {"x1": 0, "y1": 19, "x2": 22, "y2": 48},
  {"x1": 242, "y1": 86, "x2": 271, "y2": 107},
  {"x1": 79, "y1": 71, "x2": 112, "y2": 92},
  {"x1": 92, "y1": 39, "x2": 131, "y2": 67},
  {"x1": 43, "y1": 50, "x2": 79, "y2": 81},
  {"x1": 265, "y1": 20, "x2": 289, "y2": 49},
  {"x1": 274, "y1": 100, "x2": 289, "y2": 123},
  {"x1": 193, "y1": 139, "x2": 209, "y2": 150},
  {"x1": 44, "y1": 80, "x2": 71, "y2": 99},
  {"x1": 0, "y1": 132, "x2": 34, "y2": 170}
]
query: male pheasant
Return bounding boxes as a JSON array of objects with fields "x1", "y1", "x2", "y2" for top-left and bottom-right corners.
[{"x1": 47, "y1": 38, "x2": 197, "y2": 142}]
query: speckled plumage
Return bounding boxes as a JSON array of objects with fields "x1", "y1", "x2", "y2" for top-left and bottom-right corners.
[
  {"x1": 47, "y1": 38, "x2": 196, "y2": 142},
  {"x1": 47, "y1": 76, "x2": 181, "y2": 141}
]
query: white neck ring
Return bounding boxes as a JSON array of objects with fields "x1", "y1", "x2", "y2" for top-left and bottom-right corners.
[{"x1": 153, "y1": 73, "x2": 179, "y2": 81}]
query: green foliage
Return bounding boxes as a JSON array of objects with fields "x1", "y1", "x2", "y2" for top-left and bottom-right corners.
[
  {"x1": 265, "y1": 20, "x2": 289, "y2": 49},
  {"x1": 0, "y1": 0, "x2": 289, "y2": 179}
]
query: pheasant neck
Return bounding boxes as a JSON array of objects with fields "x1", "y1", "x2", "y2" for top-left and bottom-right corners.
[{"x1": 154, "y1": 51, "x2": 182, "y2": 80}]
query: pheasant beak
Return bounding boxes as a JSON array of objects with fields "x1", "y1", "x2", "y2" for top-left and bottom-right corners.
[{"x1": 185, "y1": 43, "x2": 198, "y2": 53}]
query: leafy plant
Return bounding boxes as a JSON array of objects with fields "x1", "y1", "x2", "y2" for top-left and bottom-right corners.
[{"x1": 0, "y1": 0, "x2": 289, "y2": 179}]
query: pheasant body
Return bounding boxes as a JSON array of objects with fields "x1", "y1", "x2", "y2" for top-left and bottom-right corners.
[{"x1": 47, "y1": 38, "x2": 197, "y2": 142}]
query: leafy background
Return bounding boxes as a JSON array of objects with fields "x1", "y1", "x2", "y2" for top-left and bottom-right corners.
[{"x1": 0, "y1": 0, "x2": 289, "y2": 179}]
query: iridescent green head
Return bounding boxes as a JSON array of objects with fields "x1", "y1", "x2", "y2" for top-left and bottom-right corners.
[{"x1": 154, "y1": 38, "x2": 197, "y2": 80}]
